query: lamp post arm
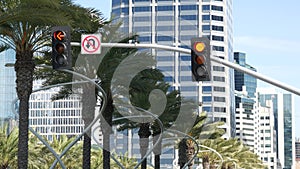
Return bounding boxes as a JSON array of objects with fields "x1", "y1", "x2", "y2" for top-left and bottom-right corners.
[{"x1": 71, "y1": 42, "x2": 300, "y2": 96}]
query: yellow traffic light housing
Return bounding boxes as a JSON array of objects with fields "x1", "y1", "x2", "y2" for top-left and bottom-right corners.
[{"x1": 191, "y1": 37, "x2": 211, "y2": 81}]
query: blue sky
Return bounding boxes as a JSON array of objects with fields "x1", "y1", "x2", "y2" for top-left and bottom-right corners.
[{"x1": 74, "y1": 0, "x2": 300, "y2": 137}]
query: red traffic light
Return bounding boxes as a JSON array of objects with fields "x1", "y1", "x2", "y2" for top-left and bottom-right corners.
[
  {"x1": 53, "y1": 30, "x2": 66, "y2": 41},
  {"x1": 55, "y1": 43, "x2": 65, "y2": 55}
]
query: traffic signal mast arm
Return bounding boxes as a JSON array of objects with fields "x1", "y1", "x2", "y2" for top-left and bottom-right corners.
[{"x1": 70, "y1": 42, "x2": 300, "y2": 96}]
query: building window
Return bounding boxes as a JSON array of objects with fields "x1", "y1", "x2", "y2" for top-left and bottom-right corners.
[
  {"x1": 214, "y1": 96, "x2": 225, "y2": 102},
  {"x1": 213, "y1": 66, "x2": 225, "y2": 72},
  {"x1": 265, "y1": 130, "x2": 271, "y2": 133},
  {"x1": 212, "y1": 25, "x2": 224, "y2": 32},
  {"x1": 164, "y1": 76, "x2": 173, "y2": 82},
  {"x1": 156, "y1": 26, "x2": 173, "y2": 31},
  {"x1": 202, "y1": 96, "x2": 212, "y2": 102},
  {"x1": 180, "y1": 55, "x2": 190, "y2": 61},
  {"x1": 181, "y1": 25, "x2": 194, "y2": 31},
  {"x1": 202, "y1": 106, "x2": 211, "y2": 112},
  {"x1": 202, "y1": 15, "x2": 210, "y2": 21},
  {"x1": 180, "y1": 86, "x2": 197, "y2": 91},
  {"x1": 157, "y1": 16, "x2": 173, "y2": 21},
  {"x1": 134, "y1": 16, "x2": 151, "y2": 22},
  {"x1": 157, "y1": 66, "x2": 173, "y2": 72},
  {"x1": 181, "y1": 5, "x2": 198, "y2": 10},
  {"x1": 157, "y1": 36, "x2": 174, "y2": 41},
  {"x1": 213, "y1": 76, "x2": 225, "y2": 82},
  {"x1": 214, "y1": 107, "x2": 226, "y2": 113},
  {"x1": 202, "y1": 25, "x2": 210, "y2": 31},
  {"x1": 212, "y1": 15, "x2": 223, "y2": 21},
  {"x1": 213, "y1": 46, "x2": 224, "y2": 52},
  {"x1": 156, "y1": 6, "x2": 174, "y2": 11},
  {"x1": 202, "y1": 5, "x2": 210, "y2": 11},
  {"x1": 202, "y1": 86, "x2": 212, "y2": 92},
  {"x1": 157, "y1": 56, "x2": 173, "y2": 61},
  {"x1": 180, "y1": 66, "x2": 191, "y2": 71},
  {"x1": 134, "y1": 26, "x2": 151, "y2": 32},
  {"x1": 212, "y1": 35, "x2": 224, "y2": 41},
  {"x1": 133, "y1": 6, "x2": 151, "y2": 12},
  {"x1": 211, "y1": 5, "x2": 223, "y2": 11},
  {"x1": 181, "y1": 15, "x2": 197, "y2": 20},
  {"x1": 180, "y1": 76, "x2": 192, "y2": 81}
]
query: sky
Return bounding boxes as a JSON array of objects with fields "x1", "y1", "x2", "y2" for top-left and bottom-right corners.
[{"x1": 74, "y1": 0, "x2": 300, "y2": 137}]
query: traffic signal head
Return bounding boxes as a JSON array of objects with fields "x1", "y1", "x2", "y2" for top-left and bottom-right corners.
[
  {"x1": 51, "y1": 26, "x2": 71, "y2": 69},
  {"x1": 191, "y1": 37, "x2": 211, "y2": 81}
]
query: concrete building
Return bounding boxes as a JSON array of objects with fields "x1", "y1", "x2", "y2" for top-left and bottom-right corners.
[
  {"x1": 258, "y1": 88, "x2": 295, "y2": 169},
  {"x1": 257, "y1": 99, "x2": 277, "y2": 169},
  {"x1": 29, "y1": 80, "x2": 84, "y2": 140}
]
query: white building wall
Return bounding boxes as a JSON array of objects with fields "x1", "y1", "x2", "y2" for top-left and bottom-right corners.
[
  {"x1": 29, "y1": 80, "x2": 84, "y2": 140},
  {"x1": 258, "y1": 99, "x2": 277, "y2": 169}
]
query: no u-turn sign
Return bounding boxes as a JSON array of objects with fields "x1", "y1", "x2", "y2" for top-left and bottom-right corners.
[{"x1": 81, "y1": 34, "x2": 101, "y2": 54}]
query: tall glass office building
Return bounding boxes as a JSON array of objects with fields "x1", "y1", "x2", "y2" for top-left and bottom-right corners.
[
  {"x1": 0, "y1": 49, "x2": 17, "y2": 125},
  {"x1": 111, "y1": 0, "x2": 234, "y2": 168},
  {"x1": 258, "y1": 88, "x2": 295, "y2": 169},
  {"x1": 111, "y1": 0, "x2": 234, "y2": 137}
]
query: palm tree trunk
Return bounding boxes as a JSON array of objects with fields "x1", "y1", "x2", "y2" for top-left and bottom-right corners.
[
  {"x1": 178, "y1": 138, "x2": 188, "y2": 169},
  {"x1": 202, "y1": 156, "x2": 210, "y2": 169},
  {"x1": 82, "y1": 85, "x2": 96, "y2": 169},
  {"x1": 15, "y1": 50, "x2": 34, "y2": 169},
  {"x1": 152, "y1": 133, "x2": 162, "y2": 169},
  {"x1": 101, "y1": 93, "x2": 113, "y2": 169},
  {"x1": 138, "y1": 123, "x2": 151, "y2": 169},
  {"x1": 186, "y1": 140, "x2": 195, "y2": 169}
]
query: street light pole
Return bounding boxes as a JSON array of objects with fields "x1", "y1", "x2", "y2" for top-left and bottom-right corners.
[{"x1": 70, "y1": 42, "x2": 300, "y2": 96}]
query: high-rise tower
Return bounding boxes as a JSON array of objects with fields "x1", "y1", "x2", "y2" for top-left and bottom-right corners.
[
  {"x1": 258, "y1": 88, "x2": 295, "y2": 169},
  {"x1": 234, "y1": 52, "x2": 258, "y2": 149},
  {"x1": 110, "y1": 0, "x2": 234, "y2": 168},
  {"x1": 111, "y1": 0, "x2": 234, "y2": 137}
]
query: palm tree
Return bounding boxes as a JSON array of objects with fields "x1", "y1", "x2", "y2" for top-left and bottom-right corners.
[
  {"x1": 111, "y1": 152, "x2": 138, "y2": 169},
  {"x1": 36, "y1": 21, "x2": 147, "y2": 168},
  {"x1": 38, "y1": 135, "x2": 83, "y2": 169},
  {"x1": 178, "y1": 113, "x2": 225, "y2": 169},
  {"x1": 197, "y1": 138, "x2": 266, "y2": 169},
  {"x1": 95, "y1": 23, "x2": 154, "y2": 168},
  {"x1": 91, "y1": 146, "x2": 103, "y2": 168},
  {"x1": 0, "y1": 1, "x2": 104, "y2": 168},
  {"x1": 0, "y1": 1, "x2": 73, "y2": 167},
  {"x1": 0, "y1": 125, "x2": 18, "y2": 169},
  {"x1": 113, "y1": 68, "x2": 183, "y2": 169}
]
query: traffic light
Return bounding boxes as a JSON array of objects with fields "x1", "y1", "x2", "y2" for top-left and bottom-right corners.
[
  {"x1": 191, "y1": 37, "x2": 211, "y2": 81},
  {"x1": 51, "y1": 26, "x2": 71, "y2": 69}
]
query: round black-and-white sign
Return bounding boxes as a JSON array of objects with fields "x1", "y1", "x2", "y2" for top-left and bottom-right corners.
[{"x1": 81, "y1": 34, "x2": 101, "y2": 54}]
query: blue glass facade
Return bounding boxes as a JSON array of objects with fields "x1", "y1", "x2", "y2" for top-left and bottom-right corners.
[
  {"x1": 259, "y1": 92, "x2": 294, "y2": 169},
  {"x1": 0, "y1": 50, "x2": 17, "y2": 123}
]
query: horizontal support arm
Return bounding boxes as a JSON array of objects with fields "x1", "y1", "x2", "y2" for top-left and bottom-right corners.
[{"x1": 71, "y1": 42, "x2": 300, "y2": 96}]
